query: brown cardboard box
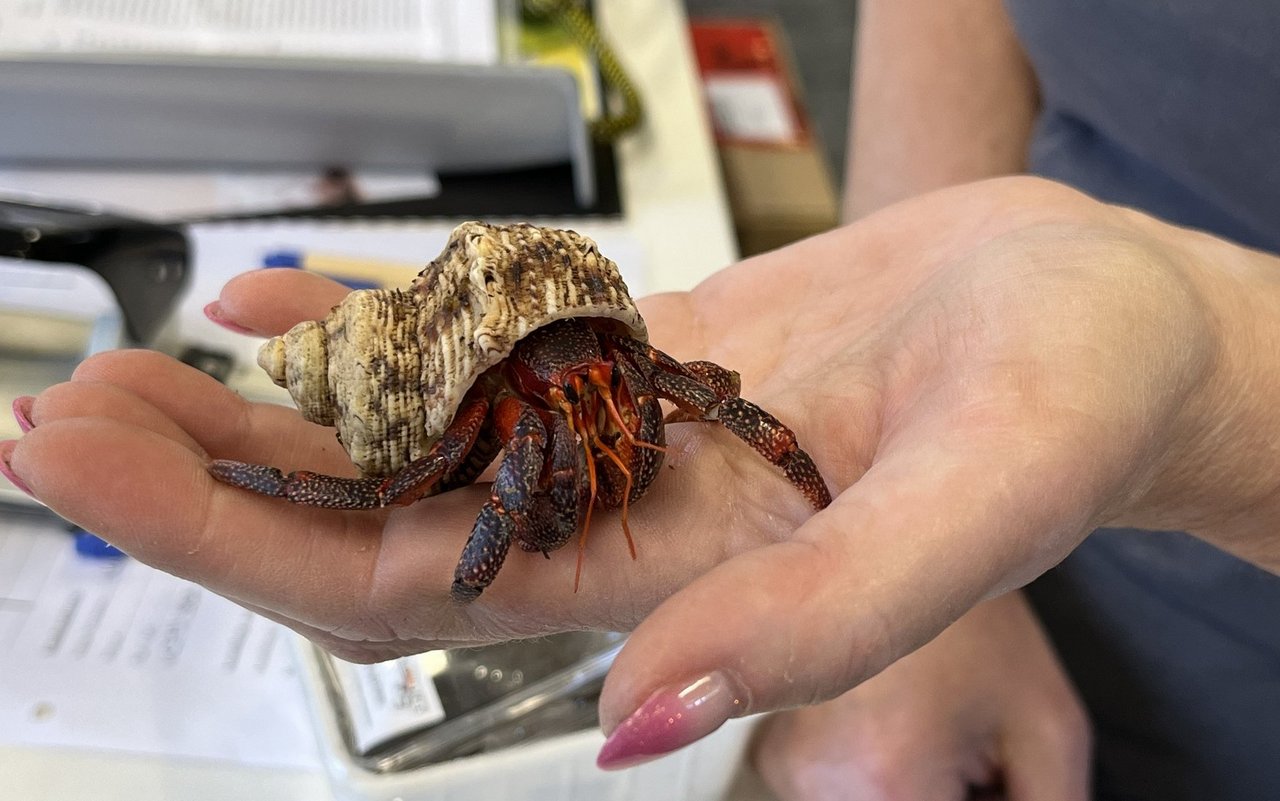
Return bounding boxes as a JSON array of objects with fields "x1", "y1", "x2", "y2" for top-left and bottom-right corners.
[{"x1": 691, "y1": 19, "x2": 840, "y2": 256}]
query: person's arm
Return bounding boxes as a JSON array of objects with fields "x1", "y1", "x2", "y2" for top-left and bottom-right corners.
[{"x1": 845, "y1": 0, "x2": 1038, "y2": 219}]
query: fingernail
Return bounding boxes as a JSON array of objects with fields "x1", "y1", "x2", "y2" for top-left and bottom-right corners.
[
  {"x1": 203, "y1": 301, "x2": 256, "y2": 335},
  {"x1": 596, "y1": 671, "x2": 745, "y2": 770},
  {"x1": 0, "y1": 443, "x2": 35, "y2": 498},
  {"x1": 12, "y1": 396, "x2": 35, "y2": 433}
]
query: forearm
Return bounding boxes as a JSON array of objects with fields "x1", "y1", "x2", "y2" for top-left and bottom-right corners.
[{"x1": 846, "y1": 0, "x2": 1038, "y2": 220}]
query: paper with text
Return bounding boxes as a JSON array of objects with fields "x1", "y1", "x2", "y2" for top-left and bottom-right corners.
[
  {"x1": 0, "y1": 0, "x2": 498, "y2": 65},
  {"x1": 0, "y1": 514, "x2": 321, "y2": 769}
]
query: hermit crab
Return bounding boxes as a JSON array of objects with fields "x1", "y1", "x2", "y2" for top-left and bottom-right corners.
[{"x1": 209, "y1": 222, "x2": 831, "y2": 600}]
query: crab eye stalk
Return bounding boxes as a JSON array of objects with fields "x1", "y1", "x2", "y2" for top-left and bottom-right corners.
[{"x1": 562, "y1": 381, "x2": 580, "y2": 404}]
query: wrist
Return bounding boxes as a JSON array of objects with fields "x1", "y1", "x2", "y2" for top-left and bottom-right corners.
[{"x1": 1122, "y1": 223, "x2": 1280, "y2": 569}]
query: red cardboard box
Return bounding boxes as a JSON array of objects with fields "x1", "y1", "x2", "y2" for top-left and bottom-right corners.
[{"x1": 691, "y1": 19, "x2": 840, "y2": 255}]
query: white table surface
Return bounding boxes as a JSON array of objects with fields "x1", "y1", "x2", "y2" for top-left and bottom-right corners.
[{"x1": 1, "y1": 0, "x2": 746, "y2": 798}]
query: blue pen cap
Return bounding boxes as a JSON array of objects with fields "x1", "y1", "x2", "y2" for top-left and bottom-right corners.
[
  {"x1": 72, "y1": 528, "x2": 127, "y2": 559},
  {"x1": 262, "y1": 250, "x2": 303, "y2": 268}
]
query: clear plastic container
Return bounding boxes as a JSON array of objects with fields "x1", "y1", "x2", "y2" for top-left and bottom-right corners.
[
  {"x1": 312, "y1": 630, "x2": 626, "y2": 772},
  {"x1": 295, "y1": 630, "x2": 755, "y2": 801}
]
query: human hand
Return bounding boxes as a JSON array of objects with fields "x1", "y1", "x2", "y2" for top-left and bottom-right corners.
[
  {"x1": 751, "y1": 591, "x2": 1091, "y2": 801},
  {"x1": 5, "y1": 177, "x2": 1278, "y2": 763},
  {"x1": 594, "y1": 178, "x2": 1280, "y2": 766},
  {"x1": 1, "y1": 265, "x2": 815, "y2": 659}
]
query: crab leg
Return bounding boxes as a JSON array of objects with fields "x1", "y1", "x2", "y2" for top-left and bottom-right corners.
[
  {"x1": 208, "y1": 395, "x2": 489, "y2": 509},
  {"x1": 613, "y1": 340, "x2": 833, "y2": 511},
  {"x1": 676, "y1": 360, "x2": 742, "y2": 410},
  {"x1": 451, "y1": 503, "x2": 514, "y2": 603},
  {"x1": 712, "y1": 397, "x2": 832, "y2": 510},
  {"x1": 587, "y1": 358, "x2": 665, "y2": 554},
  {"x1": 453, "y1": 396, "x2": 583, "y2": 601},
  {"x1": 545, "y1": 412, "x2": 591, "y2": 551},
  {"x1": 452, "y1": 398, "x2": 541, "y2": 601},
  {"x1": 611, "y1": 357, "x2": 667, "y2": 501},
  {"x1": 606, "y1": 337, "x2": 723, "y2": 417}
]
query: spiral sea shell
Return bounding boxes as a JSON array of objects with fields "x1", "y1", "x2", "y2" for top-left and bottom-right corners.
[{"x1": 257, "y1": 222, "x2": 647, "y2": 477}]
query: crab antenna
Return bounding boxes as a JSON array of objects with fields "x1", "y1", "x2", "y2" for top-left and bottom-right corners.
[
  {"x1": 587, "y1": 365, "x2": 666, "y2": 454},
  {"x1": 592, "y1": 435, "x2": 638, "y2": 560},
  {"x1": 571, "y1": 401, "x2": 599, "y2": 594},
  {"x1": 551, "y1": 385, "x2": 597, "y2": 593}
]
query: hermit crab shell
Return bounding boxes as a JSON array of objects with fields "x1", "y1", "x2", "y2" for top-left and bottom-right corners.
[{"x1": 257, "y1": 222, "x2": 647, "y2": 477}]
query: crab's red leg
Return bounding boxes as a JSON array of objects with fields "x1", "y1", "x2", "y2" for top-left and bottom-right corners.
[
  {"x1": 544, "y1": 412, "x2": 589, "y2": 552},
  {"x1": 453, "y1": 396, "x2": 561, "y2": 601},
  {"x1": 682, "y1": 360, "x2": 742, "y2": 400},
  {"x1": 654, "y1": 360, "x2": 830, "y2": 508},
  {"x1": 380, "y1": 396, "x2": 492, "y2": 505},
  {"x1": 613, "y1": 340, "x2": 833, "y2": 511},
  {"x1": 206, "y1": 463, "x2": 385, "y2": 509},
  {"x1": 208, "y1": 395, "x2": 490, "y2": 510},
  {"x1": 640, "y1": 365, "x2": 722, "y2": 419},
  {"x1": 713, "y1": 397, "x2": 832, "y2": 510},
  {"x1": 489, "y1": 397, "x2": 564, "y2": 554},
  {"x1": 451, "y1": 504, "x2": 513, "y2": 602},
  {"x1": 613, "y1": 358, "x2": 666, "y2": 494}
]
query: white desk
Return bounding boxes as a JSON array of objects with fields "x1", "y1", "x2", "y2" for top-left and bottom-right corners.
[{"x1": 2, "y1": 1, "x2": 741, "y2": 798}]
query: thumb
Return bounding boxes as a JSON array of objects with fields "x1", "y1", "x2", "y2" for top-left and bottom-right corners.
[{"x1": 595, "y1": 432, "x2": 1100, "y2": 770}]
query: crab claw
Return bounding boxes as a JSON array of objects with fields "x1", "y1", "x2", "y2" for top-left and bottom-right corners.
[{"x1": 452, "y1": 503, "x2": 514, "y2": 602}]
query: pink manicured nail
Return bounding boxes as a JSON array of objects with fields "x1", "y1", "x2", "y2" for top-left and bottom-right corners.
[
  {"x1": 0, "y1": 443, "x2": 34, "y2": 498},
  {"x1": 596, "y1": 671, "x2": 745, "y2": 770},
  {"x1": 202, "y1": 301, "x2": 256, "y2": 335},
  {"x1": 12, "y1": 396, "x2": 35, "y2": 433}
]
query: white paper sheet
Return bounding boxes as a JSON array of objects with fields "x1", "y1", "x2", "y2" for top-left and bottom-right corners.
[
  {"x1": 0, "y1": 0, "x2": 499, "y2": 65},
  {"x1": 0, "y1": 513, "x2": 322, "y2": 769}
]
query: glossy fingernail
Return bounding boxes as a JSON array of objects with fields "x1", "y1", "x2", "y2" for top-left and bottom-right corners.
[
  {"x1": 203, "y1": 301, "x2": 256, "y2": 335},
  {"x1": 0, "y1": 443, "x2": 35, "y2": 498},
  {"x1": 12, "y1": 396, "x2": 35, "y2": 433},
  {"x1": 596, "y1": 671, "x2": 745, "y2": 770}
]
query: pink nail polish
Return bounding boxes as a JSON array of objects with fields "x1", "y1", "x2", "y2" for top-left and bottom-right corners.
[
  {"x1": 12, "y1": 396, "x2": 35, "y2": 433},
  {"x1": 596, "y1": 671, "x2": 745, "y2": 770},
  {"x1": 202, "y1": 301, "x2": 256, "y2": 335},
  {"x1": 0, "y1": 445, "x2": 35, "y2": 498}
]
